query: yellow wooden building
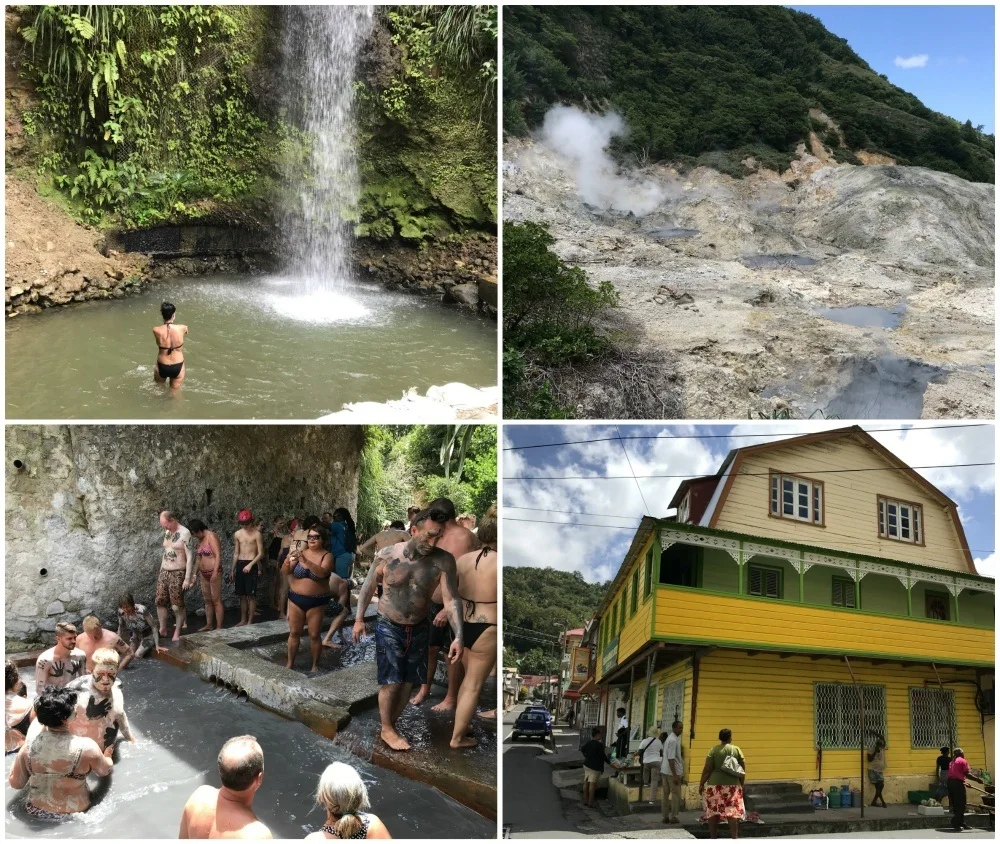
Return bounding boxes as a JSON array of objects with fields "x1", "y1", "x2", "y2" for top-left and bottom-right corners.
[{"x1": 592, "y1": 427, "x2": 995, "y2": 805}]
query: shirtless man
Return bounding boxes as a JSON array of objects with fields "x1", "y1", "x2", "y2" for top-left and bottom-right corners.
[
  {"x1": 451, "y1": 505, "x2": 498, "y2": 748},
  {"x1": 35, "y1": 622, "x2": 87, "y2": 691},
  {"x1": 356, "y1": 521, "x2": 410, "y2": 560},
  {"x1": 353, "y1": 510, "x2": 463, "y2": 751},
  {"x1": 179, "y1": 735, "x2": 272, "y2": 839},
  {"x1": 409, "y1": 498, "x2": 479, "y2": 709},
  {"x1": 117, "y1": 593, "x2": 167, "y2": 669},
  {"x1": 231, "y1": 510, "x2": 265, "y2": 627},
  {"x1": 76, "y1": 616, "x2": 132, "y2": 673},
  {"x1": 156, "y1": 511, "x2": 195, "y2": 642}
]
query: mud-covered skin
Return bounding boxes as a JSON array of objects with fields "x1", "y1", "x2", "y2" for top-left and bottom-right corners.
[
  {"x1": 8, "y1": 728, "x2": 111, "y2": 814},
  {"x1": 161, "y1": 525, "x2": 193, "y2": 573},
  {"x1": 65, "y1": 675, "x2": 133, "y2": 749},
  {"x1": 34, "y1": 646, "x2": 86, "y2": 691}
]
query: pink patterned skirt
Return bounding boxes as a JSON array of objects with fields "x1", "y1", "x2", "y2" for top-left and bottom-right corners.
[{"x1": 701, "y1": 784, "x2": 745, "y2": 820}]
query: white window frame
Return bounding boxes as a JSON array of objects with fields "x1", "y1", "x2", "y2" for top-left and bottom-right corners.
[
  {"x1": 878, "y1": 497, "x2": 923, "y2": 545},
  {"x1": 677, "y1": 493, "x2": 690, "y2": 524},
  {"x1": 770, "y1": 472, "x2": 824, "y2": 525}
]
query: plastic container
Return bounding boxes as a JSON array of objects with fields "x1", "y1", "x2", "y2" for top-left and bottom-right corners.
[
  {"x1": 851, "y1": 789, "x2": 861, "y2": 808},
  {"x1": 841, "y1": 789, "x2": 852, "y2": 807},
  {"x1": 829, "y1": 785, "x2": 839, "y2": 802}
]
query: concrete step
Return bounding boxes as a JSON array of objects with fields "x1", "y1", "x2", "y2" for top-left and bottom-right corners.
[
  {"x1": 744, "y1": 798, "x2": 816, "y2": 814},
  {"x1": 682, "y1": 812, "x2": 989, "y2": 838},
  {"x1": 744, "y1": 781, "x2": 808, "y2": 797}
]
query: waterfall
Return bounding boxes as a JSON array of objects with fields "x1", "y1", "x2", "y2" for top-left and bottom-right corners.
[{"x1": 281, "y1": 6, "x2": 373, "y2": 301}]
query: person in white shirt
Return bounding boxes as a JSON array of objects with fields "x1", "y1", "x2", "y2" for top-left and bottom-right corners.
[
  {"x1": 615, "y1": 707, "x2": 629, "y2": 759},
  {"x1": 660, "y1": 719, "x2": 685, "y2": 823},
  {"x1": 639, "y1": 725, "x2": 663, "y2": 803}
]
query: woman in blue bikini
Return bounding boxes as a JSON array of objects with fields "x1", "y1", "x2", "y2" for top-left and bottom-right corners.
[{"x1": 283, "y1": 524, "x2": 335, "y2": 673}]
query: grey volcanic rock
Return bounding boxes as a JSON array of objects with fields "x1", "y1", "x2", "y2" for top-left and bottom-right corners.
[{"x1": 504, "y1": 138, "x2": 994, "y2": 419}]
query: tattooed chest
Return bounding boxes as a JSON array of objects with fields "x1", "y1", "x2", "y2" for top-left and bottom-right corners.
[{"x1": 382, "y1": 559, "x2": 438, "y2": 614}]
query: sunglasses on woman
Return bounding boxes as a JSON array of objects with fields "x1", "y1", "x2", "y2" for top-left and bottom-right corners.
[{"x1": 307, "y1": 534, "x2": 321, "y2": 540}]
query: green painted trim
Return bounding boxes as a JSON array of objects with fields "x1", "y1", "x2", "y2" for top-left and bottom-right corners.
[
  {"x1": 906, "y1": 575, "x2": 913, "y2": 617},
  {"x1": 831, "y1": 575, "x2": 856, "y2": 609},
  {"x1": 855, "y1": 572, "x2": 861, "y2": 611},
  {"x1": 746, "y1": 562, "x2": 784, "y2": 599},
  {"x1": 652, "y1": 520, "x2": 992, "y2": 586},
  {"x1": 647, "y1": 632, "x2": 994, "y2": 669},
  {"x1": 653, "y1": 583, "x2": 995, "y2": 629},
  {"x1": 799, "y1": 565, "x2": 805, "y2": 603},
  {"x1": 631, "y1": 568, "x2": 640, "y2": 617},
  {"x1": 738, "y1": 539, "x2": 744, "y2": 596},
  {"x1": 953, "y1": 592, "x2": 960, "y2": 625}
]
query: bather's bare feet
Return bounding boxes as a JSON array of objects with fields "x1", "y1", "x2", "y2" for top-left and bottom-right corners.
[
  {"x1": 477, "y1": 709, "x2": 497, "y2": 720},
  {"x1": 197, "y1": 624, "x2": 213, "y2": 632},
  {"x1": 159, "y1": 628, "x2": 169, "y2": 638},
  {"x1": 321, "y1": 638, "x2": 342, "y2": 649},
  {"x1": 409, "y1": 686, "x2": 430, "y2": 705},
  {"x1": 431, "y1": 697, "x2": 457, "y2": 712},
  {"x1": 450, "y1": 735, "x2": 477, "y2": 749},
  {"x1": 171, "y1": 631, "x2": 181, "y2": 642},
  {"x1": 381, "y1": 728, "x2": 411, "y2": 751}
]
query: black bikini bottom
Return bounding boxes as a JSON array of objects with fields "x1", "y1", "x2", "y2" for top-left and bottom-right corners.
[
  {"x1": 464, "y1": 621, "x2": 496, "y2": 648},
  {"x1": 157, "y1": 360, "x2": 183, "y2": 379}
]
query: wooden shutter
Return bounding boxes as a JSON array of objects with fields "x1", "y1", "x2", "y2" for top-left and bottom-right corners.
[{"x1": 763, "y1": 568, "x2": 780, "y2": 598}]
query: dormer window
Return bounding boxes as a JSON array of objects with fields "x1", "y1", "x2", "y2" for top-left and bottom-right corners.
[
  {"x1": 770, "y1": 472, "x2": 824, "y2": 525},
  {"x1": 677, "y1": 493, "x2": 691, "y2": 524},
  {"x1": 878, "y1": 497, "x2": 923, "y2": 545}
]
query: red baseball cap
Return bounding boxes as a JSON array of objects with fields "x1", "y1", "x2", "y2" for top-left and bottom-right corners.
[{"x1": 237, "y1": 509, "x2": 253, "y2": 523}]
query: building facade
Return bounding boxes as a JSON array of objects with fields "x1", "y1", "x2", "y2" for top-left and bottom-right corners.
[{"x1": 590, "y1": 428, "x2": 995, "y2": 804}]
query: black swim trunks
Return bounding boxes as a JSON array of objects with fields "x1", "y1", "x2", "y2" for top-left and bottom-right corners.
[
  {"x1": 375, "y1": 616, "x2": 429, "y2": 686},
  {"x1": 427, "y1": 600, "x2": 452, "y2": 648},
  {"x1": 234, "y1": 562, "x2": 259, "y2": 597}
]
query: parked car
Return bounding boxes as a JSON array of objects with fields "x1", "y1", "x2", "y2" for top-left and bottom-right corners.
[
  {"x1": 525, "y1": 705, "x2": 553, "y2": 728},
  {"x1": 512, "y1": 710, "x2": 550, "y2": 742}
]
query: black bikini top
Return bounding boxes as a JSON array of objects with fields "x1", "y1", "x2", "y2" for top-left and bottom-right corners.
[{"x1": 158, "y1": 324, "x2": 184, "y2": 354}]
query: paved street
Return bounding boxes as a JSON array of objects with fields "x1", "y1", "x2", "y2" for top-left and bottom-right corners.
[{"x1": 502, "y1": 704, "x2": 588, "y2": 838}]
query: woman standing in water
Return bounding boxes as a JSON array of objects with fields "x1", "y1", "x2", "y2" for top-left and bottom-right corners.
[
  {"x1": 189, "y1": 519, "x2": 224, "y2": 631},
  {"x1": 284, "y1": 522, "x2": 335, "y2": 673},
  {"x1": 152, "y1": 301, "x2": 187, "y2": 388},
  {"x1": 305, "y1": 762, "x2": 392, "y2": 839}
]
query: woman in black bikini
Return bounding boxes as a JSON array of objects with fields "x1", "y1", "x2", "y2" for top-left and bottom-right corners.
[
  {"x1": 152, "y1": 301, "x2": 188, "y2": 389},
  {"x1": 283, "y1": 523, "x2": 335, "y2": 673},
  {"x1": 450, "y1": 504, "x2": 498, "y2": 749}
]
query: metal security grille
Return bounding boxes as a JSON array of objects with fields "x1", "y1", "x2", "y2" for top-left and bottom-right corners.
[
  {"x1": 661, "y1": 679, "x2": 686, "y2": 729},
  {"x1": 910, "y1": 687, "x2": 957, "y2": 748},
  {"x1": 815, "y1": 683, "x2": 887, "y2": 749}
]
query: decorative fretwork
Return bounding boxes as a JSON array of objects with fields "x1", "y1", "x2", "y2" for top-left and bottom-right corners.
[
  {"x1": 956, "y1": 576, "x2": 995, "y2": 595},
  {"x1": 911, "y1": 570, "x2": 959, "y2": 596},
  {"x1": 815, "y1": 682, "x2": 887, "y2": 749},
  {"x1": 803, "y1": 551, "x2": 857, "y2": 577},
  {"x1": 743, "y1": 541, "x2": 801, "y2": 570},
  {"x1": 660, "y1": 529, "x2": 740, "y2": 564},
  {"x1": 910, "y1": 687, "x2": 957, "y2": 749},
  {"x1": 858, "y1": 560, "x2": 909, "y2": 588}
]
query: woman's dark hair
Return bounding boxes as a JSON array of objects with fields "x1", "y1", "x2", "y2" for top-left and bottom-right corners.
[
  {"x1": 332, "y1": 508, "x2": 357, "y2": 553},
  {"x1": 118, "y1": 592, "x2": 135, "y2": 609},
  {"x1": 719, "y1": 728, "x2": 732, "y2": 743},
  {"x1": 478, "y1": 504, "x2": 497, "y2": 548},
  {"x1": 5, "y1": 660, "x2": 20, "y2": 692},
  {"x1": 188, "y1": 518, "x2": 208, "y2": 535},
  {"x1": 303, "y1": 515, "x2": 321, "y2": 530},
  {"x1": 35, "y1": 687, "x2": 78, "y2": 727},
  {"x1": 308, "y1": 522, "x2": 329, "y2": 549},
  {"x1": 426, "y1": 497, "x2": 457, "y2": 521},
  {"x1": 389, "y1": 520, "x2": 405, "y2": 530},
  {"x1": 161, "y1": 301, "x2": 176, "y2": 321}
]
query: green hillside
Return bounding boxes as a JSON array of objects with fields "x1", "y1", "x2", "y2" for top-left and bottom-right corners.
[
  {"x1": 504, "y1": 5, "x2": 994, "y2": 183},
  {"x1": 504, "y1": 566, "x2": 607, "y2": 671}
]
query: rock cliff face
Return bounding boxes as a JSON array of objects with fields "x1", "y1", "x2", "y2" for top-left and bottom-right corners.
[
  {"x1": 5, "y1": 426, "x2": 363, "y2": 645},
  {"x1": 504, "y1": 138, "x2": 994, "y2": 418}
]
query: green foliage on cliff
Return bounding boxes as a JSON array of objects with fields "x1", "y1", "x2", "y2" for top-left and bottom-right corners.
[
  {"x1": 18, "y1": 5, "x2": 285, "y2": 226},
  {"x1": 354, "y1": 6, "x2": 497, "y2": 242},
  {"x1": 503, "y1": 221, "x2": 619, "y2": 419},
  {"x1": 504, "y1": 5, "x2": 994, "y2": 183}
]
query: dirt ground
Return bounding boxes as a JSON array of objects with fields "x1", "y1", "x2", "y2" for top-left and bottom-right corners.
[{"x1": 504, "y1": 138, "x2": 994, "y2": 419}]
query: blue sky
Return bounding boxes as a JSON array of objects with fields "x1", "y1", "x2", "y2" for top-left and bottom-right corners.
[
  {"x1": 503, "y1": 423, "x2": 996, "y2": 583},
  {"x1": 790, "y1": 5, "x2": 995, "y2": 132}
]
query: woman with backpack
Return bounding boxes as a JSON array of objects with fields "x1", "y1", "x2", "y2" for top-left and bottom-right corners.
[
  {"x1": 639, "y1": 725, "x2": 664, "y2": 803},
  {"x1": 698, "y1": 728, "x2": 746, "y2": 839}
]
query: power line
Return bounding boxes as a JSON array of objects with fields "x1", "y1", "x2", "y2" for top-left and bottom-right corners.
[
  {"x1": 616, "y1": 424, "x2": 652, "y2": 516},
  {"x1": 504, "y1": 462, "x2": 994, "y2": 480},
  {"x1": 501, "y1": 515, "x2": 997, "y2": 557},
  {"x1": 502, "y1": 423, "x2": 992, "y2": 451},
  {"x1": 504, "y1": 505, "x2": 640, "y2": 520}
]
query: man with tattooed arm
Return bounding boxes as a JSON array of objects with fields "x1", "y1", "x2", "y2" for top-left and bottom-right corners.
[{"x1": 352, "y1": 509, "x2": 463, "y2": 751}]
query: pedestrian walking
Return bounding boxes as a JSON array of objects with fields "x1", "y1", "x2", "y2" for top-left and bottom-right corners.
[
  {"x1": 639, "y1": 725, "x2": 663, "y2": 804},
  {"x1": 581, "y1": 725, "x2": 613, "y2": 808},
  {"x1": 698, "y1": 728, "x2": 746, "y2": 839},
  {"x1": 661, "y1": 720, "x2": 684, "y2": 824},
  {"x1": 947, "y1": 748, "x2": 984, "y2": 831}
]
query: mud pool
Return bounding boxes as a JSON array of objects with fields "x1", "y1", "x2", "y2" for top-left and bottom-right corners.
[
  {"x1": 4, "y1": 661, "x2": 493, "y2": 839},
  {"x1": 5, "y1": 274, "x2": 496, "y2": 419},
  {"x1": 817, "y1": 304, "x2": 907, "y2": 329}
]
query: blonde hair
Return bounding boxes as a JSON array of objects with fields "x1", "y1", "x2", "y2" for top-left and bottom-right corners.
[
  {"x1": 316, "y1": 762, "x2": 370, "y2": 839},
  {"x1": 82, "y1": 615, "x2": 102, "y2": 634},
  {"x1": 92, "y1": 648, "x2": 120, "y2": 672}
]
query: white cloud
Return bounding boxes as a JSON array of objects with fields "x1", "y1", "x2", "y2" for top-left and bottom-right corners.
[
  {"x1": 894, "y1": 54, "x2": 929, "y2": 69},
  {"x1": 973, "y1": 551, "x2": 997, "y2": 579}
]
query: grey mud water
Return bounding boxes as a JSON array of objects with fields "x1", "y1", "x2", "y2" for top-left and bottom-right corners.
[
  {"x1": 5, "y1": 275, "x2": 496, "y2": 419},
  {"x1": 4, "y1": 661, "x2": 493, "y2": 839},
  {"x1": 504, "y1": 137, "x2": 995, "y2": 419}
]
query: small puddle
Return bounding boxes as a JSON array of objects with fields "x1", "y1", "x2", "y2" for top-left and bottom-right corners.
[
  {"x1": 740, "y1": 254, "x2": 818, "y2": 269},
  {"x1": 823, "y1": 356, "x2": 946, "y2": 418},
  {"x1": 650, "y1": 228, "x2": 700, "y2": 240},
  {"x1": 247, "y1": 637, "x2": 376, "y2": 676},
  {"x1": 817, "y1": 304, "x2": 906, "y2": 330}
]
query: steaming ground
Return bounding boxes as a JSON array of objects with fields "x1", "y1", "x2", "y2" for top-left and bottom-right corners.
[{"x1": 504, "y1": 134, "x2": 995, "y2": 419}]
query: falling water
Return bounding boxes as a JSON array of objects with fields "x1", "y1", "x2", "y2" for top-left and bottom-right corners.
[{"x1": 281, "y1": 6, "x2": 374, "y2": 303}]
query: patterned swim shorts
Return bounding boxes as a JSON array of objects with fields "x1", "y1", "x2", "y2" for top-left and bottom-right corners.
[
  {"x1": 155, "y1": 568, "x2": 186, "y2": 608},
  {"x1": 375, "y1": 616, "x2": 429, "y2": 686}
]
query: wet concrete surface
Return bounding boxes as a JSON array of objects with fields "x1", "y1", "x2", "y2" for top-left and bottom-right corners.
[
  {"x1": 818, "y1": 304, "x2": 907, "y2": 330},
  {"x1": 4, "y1": 662, "x2": 494, "y2": 838}
]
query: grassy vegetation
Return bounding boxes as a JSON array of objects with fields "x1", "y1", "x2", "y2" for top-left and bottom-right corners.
[{"x1": 504, "y1": 5, "x2": 994, "y2": 183}]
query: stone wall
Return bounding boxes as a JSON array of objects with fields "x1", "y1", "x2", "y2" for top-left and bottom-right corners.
[{"x1": 5, "y1": 425, "x2": 364, "y2": 645}]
